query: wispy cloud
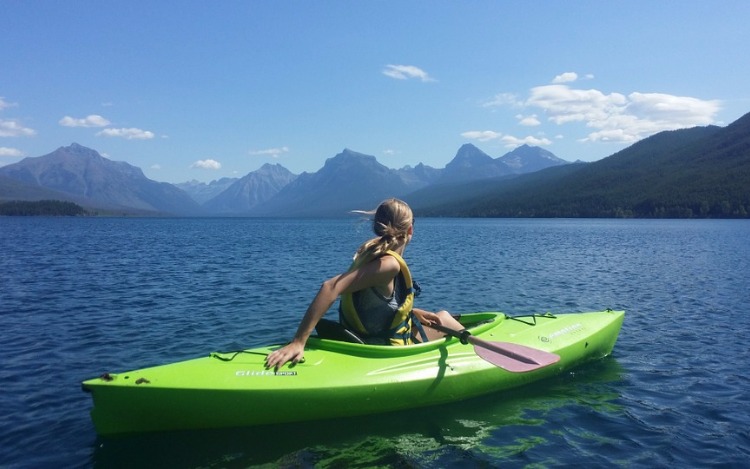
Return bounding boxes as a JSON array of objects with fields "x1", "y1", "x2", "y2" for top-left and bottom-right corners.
[
  {"x1": 59, "y1": 114, "x2": 111, "y2": 128},
  {"x1": 461, "y1": 130, "x2": 503, "y2": 142},
  {"x1": 552, "y1": 72, "x2": 579, "y2": 84},
  {"x1": 249, "y1": 146, "x2": 289, "y2": 157},
  {"x1": 482, "y1": 72, "x2": 721, "y2": 144},
  {"x1": 461, "y1": 129, "x2": 552, "y2": 148},
  {"x1": 382, "y1": 64, "x2": 435, "y2": 82},
  {"x1": 0, "y1": 97, "x2": 16, "y2": 111},
  {"x1": 0, "y1": 147, "x2": 23, "y2": 157},
  {"x1": 0, "y1": 97, "x2": 35, "y2": 137},
  {"x1": 0, "y1": 119, "x2": 36, "y2": 137},
  {"x1": 190, "y1": 159, "x2": 221, "y2": 170},
  {"x1": 482, "y1": 93, "x2": 523, "y2": 109},
  {"x1": 551, "y1": 72, "x2": 595, "y2": 84},
  {"x1": 501, "y1": 135, "x2": 553, "y2": 147},
  {"x1": 96, "y1": 127, "x2": 155, "y2": 140},
  {"x1": 58, "y1": 111, "x2": 160, "y2": 140},
  {"x1": 516, "y1": 114, "x2": 541, "y2": 126}
]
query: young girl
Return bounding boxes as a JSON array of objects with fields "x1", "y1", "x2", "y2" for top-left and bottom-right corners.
[{"x1": 265, "y1": 198, "x2": 463, "y2": 370}]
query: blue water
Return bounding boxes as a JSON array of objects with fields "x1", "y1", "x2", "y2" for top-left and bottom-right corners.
[{"x1": 1, "y1": 217, "x2": 749, "y2": 468}]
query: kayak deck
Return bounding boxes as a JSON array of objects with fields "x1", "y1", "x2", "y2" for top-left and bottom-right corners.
[{"x1": 82, "y1": 310, "x2": 625, "y2": 434}]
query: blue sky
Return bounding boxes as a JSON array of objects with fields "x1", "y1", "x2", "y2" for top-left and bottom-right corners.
[{"x1": 2, "y1": 1, "x2": 749, "y2": 183}]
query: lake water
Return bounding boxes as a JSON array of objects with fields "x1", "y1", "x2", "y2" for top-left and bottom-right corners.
[{"x1": 1, "y1": 217, "x2": 748, "y2": 468}]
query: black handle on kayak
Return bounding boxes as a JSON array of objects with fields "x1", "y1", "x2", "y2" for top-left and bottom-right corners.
[{"x1": 428, "y1": 322, "x2": 472, "y2": 344}]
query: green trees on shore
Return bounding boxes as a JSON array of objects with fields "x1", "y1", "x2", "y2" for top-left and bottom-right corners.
[{"x1": 0, "y1": 200, "x2": 87, "y2": 216}]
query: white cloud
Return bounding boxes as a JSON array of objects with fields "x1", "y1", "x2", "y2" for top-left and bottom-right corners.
[
  {"x1": 516, "y1": 114, "x2": 541, "y2": 126},
  {"x1": 582, "y1": 128, "x2": 639, "y2": 143},
  {"x1": 59, "y1": 114, "x2": 111, "y2": 128},
  {"x1": 483, "y1": 72, "x2": 721, "y2": 145},
  {"x1": 151, "y1": 164, "x2": 162, "y2": 170},
  {"x1": 527, "y1": 84, "x2": 629, "y2": 125},
  {"x1": 529, "y1": 84, "x2": 719, "y2": 143},
  {"x1": 96, "y1": 127, "x2": 155, "y2": 140},
  {"x1": 190, "y1": 159, "x2": 221, "y2": 170},
  {"x1": 0, "y1": 147, "x2": 23, "y2": 157},
  {"x1": 626, "y1": 92, "x2": 720, "y2": 125},
  {"x1": 461, "y1": 130, "x2": 503, "y2": 142},
  {"x1": 249, "y1": 146, "x2": 289, "y2": 157},
  {"x1": 382, "y1": 64, "x2": 435, "y2": 82},
  {"x1": 501, "y1": 135, "x2": 553, "y2": 147},
  {"x1": 0, "y1": 119, "x2": 36, "y2": 137},
  {"x1": 462, "y1": 129, "x2": 552, "y2": 148},
  {"x1": 0, "y1": 98, "x2": 35, "y2": 137},
  {"x1": 552, "y1": 72, "x2": 578, "y2": 84}
]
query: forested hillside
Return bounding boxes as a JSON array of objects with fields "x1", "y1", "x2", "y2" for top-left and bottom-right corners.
[{"x1": 412, "y1": 113, "x2": 750, "y2": 218}]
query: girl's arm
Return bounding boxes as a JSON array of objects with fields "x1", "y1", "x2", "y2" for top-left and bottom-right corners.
[{"x1": 265, "y1": 255, "x2": 401, "y2": 370}]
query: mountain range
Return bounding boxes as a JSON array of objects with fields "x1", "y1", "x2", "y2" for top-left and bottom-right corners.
[
  {"x1": 0, "y1": 142, "x2": 568, "y2": 217},
  {"x1": 1, "y1": 110, "x2": 748, "y2": 218}
]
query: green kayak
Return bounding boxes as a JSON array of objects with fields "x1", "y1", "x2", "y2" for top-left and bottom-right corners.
[{"x1": 82, "y1": 310, "x2": 624, "y2": 435}]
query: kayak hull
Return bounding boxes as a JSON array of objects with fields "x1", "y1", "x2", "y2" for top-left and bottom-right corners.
[{"x1": 82, "y1": 310, "x2": 624, "y2": 435}]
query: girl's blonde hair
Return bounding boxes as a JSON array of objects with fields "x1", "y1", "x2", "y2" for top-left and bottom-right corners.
[{"x1": 352, "y1": 198, "x2": 413, "y2": 263}]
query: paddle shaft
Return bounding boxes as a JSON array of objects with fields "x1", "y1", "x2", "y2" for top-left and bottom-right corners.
[{"x1": 429, "y1": 323, "x2": 543, "y2": 365}]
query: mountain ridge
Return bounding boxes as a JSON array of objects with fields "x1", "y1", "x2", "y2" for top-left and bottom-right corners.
[
  {"x1": 248, "y1": 149, "x2": 413, "y2": 217},
  {"x1": 1, "y1": 111, "x2": 748, "y2": 218},
  {"x1": 203, "y1": 163, "x2": 297, "y2": 214},
  {"x1": 0, "y1": 144, "x2": 202, "y2": 215}
]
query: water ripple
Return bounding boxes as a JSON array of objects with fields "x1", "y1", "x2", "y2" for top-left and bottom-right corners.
[{"x1": 1, "y1": 217, "x2": 749, "y2": 467}]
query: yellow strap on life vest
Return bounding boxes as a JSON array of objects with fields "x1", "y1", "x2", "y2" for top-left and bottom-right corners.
[{"x1": 340, "y1": 250, "x2": 415, "y2": 345}]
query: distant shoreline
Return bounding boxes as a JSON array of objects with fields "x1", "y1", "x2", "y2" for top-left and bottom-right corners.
[{"x1": 3, "y1": 198, "x2": 749, "y2": 219}]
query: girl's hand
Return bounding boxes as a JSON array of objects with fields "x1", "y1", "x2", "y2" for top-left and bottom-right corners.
[
  {"x1": 414, "y1": 309, "x2": 444, "y2": 327},
  {"x1": 265, "y1": 340, "x2": 305, "y2": 371}
]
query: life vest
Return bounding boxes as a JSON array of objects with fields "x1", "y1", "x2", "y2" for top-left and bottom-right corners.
[{"x1": 339, "y1": 250, "x2": 417, "y2": 346}]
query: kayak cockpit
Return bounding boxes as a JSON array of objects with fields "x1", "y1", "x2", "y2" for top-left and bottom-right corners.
[
  {"x1": 314, "y1": 318, "x2": 366, "y2": 344},
  {"x1": 311, "y1": 312, "x2": 506, "y2": 349}
]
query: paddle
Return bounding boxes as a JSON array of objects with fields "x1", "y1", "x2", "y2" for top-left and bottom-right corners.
[{"x1": 427, "y1": 323, "x2": 561, "y2": 373}]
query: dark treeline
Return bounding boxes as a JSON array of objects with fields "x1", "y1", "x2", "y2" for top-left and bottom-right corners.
[{"x1": 0, "y1": 200, "x2": 88, "y2": 216}]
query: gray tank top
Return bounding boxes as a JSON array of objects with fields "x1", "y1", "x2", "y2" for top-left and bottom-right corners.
[{"x1": 350, "y1": 274, "x2": 408, "y2": 337}]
